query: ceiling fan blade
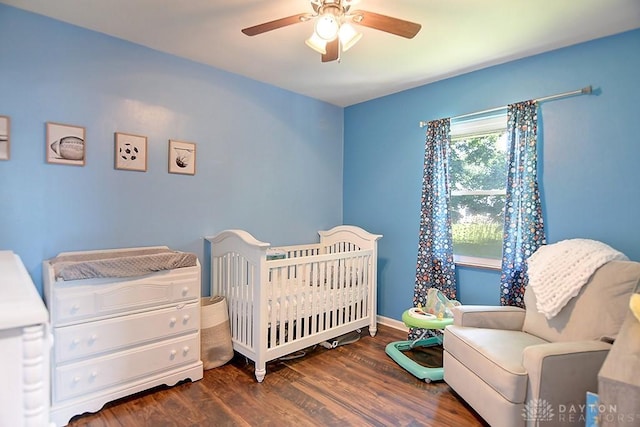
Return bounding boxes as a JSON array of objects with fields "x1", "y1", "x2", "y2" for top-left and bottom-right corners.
[
  {"x1": 350, "y1": 10, "x2": 421, "y2": 39},
  {"x1": 322, "y1": 39, "x2": 340, "y2": 62},
  {"x1": 242, "y1": 13, "x2": 311, "y2": 36}
]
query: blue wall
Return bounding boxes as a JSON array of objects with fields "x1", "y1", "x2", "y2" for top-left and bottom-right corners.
[
  {"x1": 0, "y1": 5, "x2": 344, "y2": 295},
  {"x1": 2, "y1": 5, "x2": 639, "y2": 323},
  {"x1": 344, "y1": 30, "x2": 640, "y2": 320}
]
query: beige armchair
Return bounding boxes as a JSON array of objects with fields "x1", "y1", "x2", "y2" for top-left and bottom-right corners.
[{"x1": 443, "y1": 260, "x2": 640, "y2": 427}]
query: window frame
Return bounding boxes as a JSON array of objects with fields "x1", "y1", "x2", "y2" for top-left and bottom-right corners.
[{"x1": 449, "y1": 112, "x2": 507, "y2": 270}]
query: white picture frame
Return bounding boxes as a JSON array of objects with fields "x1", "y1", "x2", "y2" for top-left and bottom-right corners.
[
  {"x1": 0, "y1": 115, "x2": 9, "y2": 161},
  {"x1": 168, "y1": 139, "x2": 196, "y2": 175},
  {"x1": 115, "y1": 132, "x2": 147, "y2": 172},
  {"x1": 46, "y1": 122, "x2": 86, "y2": 166}
]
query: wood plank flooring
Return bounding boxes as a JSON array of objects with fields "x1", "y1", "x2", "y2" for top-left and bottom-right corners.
[{"x1": 66, "y1": 324, "x2": 487, "y2": 427}]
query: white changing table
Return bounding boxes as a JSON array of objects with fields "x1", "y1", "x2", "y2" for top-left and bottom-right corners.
[{"x1": 43, "y1": 246, "x2": 203, "y2": 426}]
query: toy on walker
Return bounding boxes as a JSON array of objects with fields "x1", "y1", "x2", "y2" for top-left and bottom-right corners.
[
  {"x1": 385, "y1": 289, "x2": 460, "y2": 382},
  {"x1": 406, "y1": 307, "x2": 437, "y2": 320}
]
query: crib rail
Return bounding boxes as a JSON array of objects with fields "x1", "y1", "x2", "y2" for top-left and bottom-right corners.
[
  {"x1": 265, "y1": 251, "x2": 372, "y2": 352},
  {"x1": 211, "y1": 250, "x2": 373, "y2": 352},
  {"x1": 211, "y1": 251, "x2": 257, "y2": 351}
]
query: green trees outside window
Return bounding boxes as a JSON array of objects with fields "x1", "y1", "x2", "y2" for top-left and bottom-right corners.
[{"x1": 450, "y1": 130, "x2": 507, "y2": 260}]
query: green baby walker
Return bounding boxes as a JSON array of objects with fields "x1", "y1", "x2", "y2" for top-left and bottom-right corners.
[{"x1": 385, "y1": 288, "x2": 460, "y2": 383}]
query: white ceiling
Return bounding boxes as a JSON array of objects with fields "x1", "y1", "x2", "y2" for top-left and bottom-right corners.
[{"x1": 2, "y1": 0, "x2": 639, "y2": 107}]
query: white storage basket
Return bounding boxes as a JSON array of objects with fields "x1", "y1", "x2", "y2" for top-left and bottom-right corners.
[{"x1": 200, "y1": 296, "x2": 233, "y2": 369}]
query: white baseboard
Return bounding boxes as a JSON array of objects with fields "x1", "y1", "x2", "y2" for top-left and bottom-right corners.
[{"x1": 376, "y1": 315, "x2": 408, "y2": 332}]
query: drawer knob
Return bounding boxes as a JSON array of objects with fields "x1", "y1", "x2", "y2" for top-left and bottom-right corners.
[
  {"x1": 72, "y1": 338, "x2": 80, "y2": 346},
  {"x1": 183, "y1": 346, "x2": 190, "y2": 355},
  {"x1": 170, "y1": 349, "x2": 177, "y2": 359},
  {"x1": 88, "y1": 334, "x2": 98, "y2": 344},
  {"x1": 90, "y1": 371, "x2": 98, "y2": 379},
  {"x1": 169, "y1": 317, "x2": 177, "y2": 326},
  {"x1": 182, "y1": 314, "x2": 190, "y2": 323},
  {"x1": 73, "y1": 376, "x2": 80, "y2": 383},
  {"x1": 71, "y1": 304, "x2": 80, "y2": 313},
  {"x1": 181, "y1": 286, "x2": 189, "y2": 296}
]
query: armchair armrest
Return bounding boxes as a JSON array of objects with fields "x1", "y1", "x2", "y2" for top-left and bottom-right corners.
[
  {"x1": 451, "y1": 305, "x2": 525, "y2": 330},
  {"x1": 523, "y1": 340, "x2": 612, "y2": 405}
]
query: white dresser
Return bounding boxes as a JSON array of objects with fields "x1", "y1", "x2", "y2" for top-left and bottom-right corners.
[
  {"x1": 0, "y1": 251, "x2": 50, "y2": 427},
  {"x1": 43, "y1": 247, "x2": 204, "y2": 426}
]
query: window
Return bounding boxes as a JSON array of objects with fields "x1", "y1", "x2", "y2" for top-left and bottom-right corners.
[{"x1": 449, "y1": 113, "x2": 508, "y2": 269}]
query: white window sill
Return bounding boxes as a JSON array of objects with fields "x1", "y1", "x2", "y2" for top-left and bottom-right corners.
[{"x1": 454, "y1": 255, "x2": 501, "y2": 271}]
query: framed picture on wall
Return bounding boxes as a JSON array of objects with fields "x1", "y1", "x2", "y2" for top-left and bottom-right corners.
[
  {"x1": 168, "y1": 139, "x2": 196, "y2": 175},
  {"x1": 114, "y1": 132, "x2": 147, "y2": 172},
  {"x1": 0, "y1": 115, "x2": 9, "y2": 160},
  {"x1": 46, "y1": 122, "x2": 86, "y2": 166}
]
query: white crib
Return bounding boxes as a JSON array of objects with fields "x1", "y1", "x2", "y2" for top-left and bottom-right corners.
[{"x1": 206, "y1": 225, "x2": 382, "y2": 382}]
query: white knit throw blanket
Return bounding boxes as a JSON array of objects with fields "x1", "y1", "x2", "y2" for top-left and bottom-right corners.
[{"x1": 527, "y1": 239, "x2": 628, "y2": 319}]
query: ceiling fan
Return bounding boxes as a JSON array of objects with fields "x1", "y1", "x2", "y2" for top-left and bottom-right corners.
[{"x1": 241, "y1": 0, "x2": 422, "y2": 62}]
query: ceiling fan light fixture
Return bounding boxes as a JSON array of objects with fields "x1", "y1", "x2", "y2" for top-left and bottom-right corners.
[
  {"x1": 241, "y1": 1, "x2": 422, "y2": 63},
  {"x1": 314, "y1": 12, "x2": 340, "y2": 41},
  {"x1": 338, "y1": 22, "x2": 362, "y2": 51},
  {"x1": 305, "y1": 32, "x2": 327, "y2": 54}
]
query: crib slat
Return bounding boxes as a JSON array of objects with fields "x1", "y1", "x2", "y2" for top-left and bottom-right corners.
[
  {"x1": 279, "y1": 266, "x2": 287, "y2": 346},
  {"x1": 335, "y1": 257, "x2": 343, "y2": 327},
  {"x1": 311, "y1": 261, "x2": 319, "y2": 335},
  {"x1": 296, "y1": 263, "x2": 309, "y2": 339},
  {"x1": 268, "y1": 267, "x2": 277, "y2": 349},
  {"x1": 246, "y1": 256, "x2": 254, "y2": 348},
  {"x1": 345, "y1": 256, "x2": 353, "y2": 322},
  {"x1": 331, "y1": 258, "x2": 338, "y2": 328}
]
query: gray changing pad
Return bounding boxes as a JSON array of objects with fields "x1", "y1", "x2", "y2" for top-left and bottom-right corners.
[{"x1": 50, "y1": 247, "x2": 198, "y2": 281}]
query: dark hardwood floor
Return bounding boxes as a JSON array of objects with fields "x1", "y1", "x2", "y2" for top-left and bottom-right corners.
[{"x1": 66, "y1": 324, "x2": 487, "y2": 427}]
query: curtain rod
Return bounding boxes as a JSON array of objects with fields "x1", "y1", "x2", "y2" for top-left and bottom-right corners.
[{"x1": 418, "y1": 85, "x2": 593, "y2": 128}]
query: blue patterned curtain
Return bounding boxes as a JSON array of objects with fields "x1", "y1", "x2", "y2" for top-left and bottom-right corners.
[
  {"x1": 500, "y1": 100, "x2": 546, "y2": 307},
  {"x1": 414, "y1": 118, "x2": 457, "y2": 310}
]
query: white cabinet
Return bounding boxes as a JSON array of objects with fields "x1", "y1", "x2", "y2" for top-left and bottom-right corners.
[
  {"x1": 0, "y1": 251, "x2": 50, "y2": 427},
  {"x1": 43, "y1": 249, "x2": 203, "y2": 426}
]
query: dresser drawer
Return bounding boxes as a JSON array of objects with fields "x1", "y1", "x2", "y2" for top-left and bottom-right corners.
[
  {"x1": 54, "y1": 302, "x2": 200, "y2": 364},
  {"x1": 53, "y1": 333, "x2": 200, "y2": 403},
  {"x1": 50, "y1": 266, "x2": 200, "y2": 325}
]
